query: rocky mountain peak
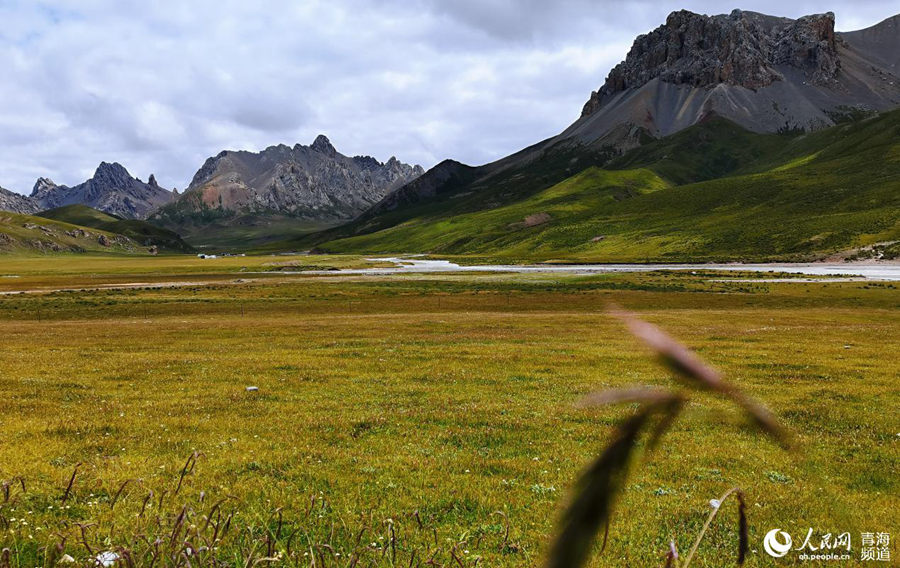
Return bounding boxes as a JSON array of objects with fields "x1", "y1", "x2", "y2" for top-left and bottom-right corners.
[
  {"x1": 582, "y1": 9, "x2": 841, "y2": 117},
  {"x1": 155, "y1": 137, "x2": 425, "y2": 227},
  {"x1": 93, "y1": 162, "x2": 133, "y2": 187},
  {"x1": 311, "y1": 134, "x2": 337, "y2": 157},
  {"x1": 31, "y1": 177, "x2": 60, "y2": 199},
  {"x1": 27, "y1": 162, "x2": 174, "y2": 219}
]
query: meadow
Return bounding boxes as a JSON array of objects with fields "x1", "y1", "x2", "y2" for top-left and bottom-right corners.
[{"x1": 0, "y1": 254, "x2": 897, "y2": 566}]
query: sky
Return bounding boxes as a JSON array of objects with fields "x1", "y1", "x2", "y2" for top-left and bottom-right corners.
[{"x1": 0, "y1": 0, "x2": 896, "y2": 194}]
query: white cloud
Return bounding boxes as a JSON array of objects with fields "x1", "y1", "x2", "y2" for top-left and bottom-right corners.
[{"x1": 0, "y1": 0, "x2": 895, "y2": 194}]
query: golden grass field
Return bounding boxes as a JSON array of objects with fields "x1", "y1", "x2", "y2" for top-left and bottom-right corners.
[{"x1": 0, "y1": 254, "x2": 897, "y2": 566}]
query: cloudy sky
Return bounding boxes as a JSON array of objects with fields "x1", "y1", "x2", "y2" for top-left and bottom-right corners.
[{"x1": 0, "y1": 0, "x2": 895, "y2": 194}]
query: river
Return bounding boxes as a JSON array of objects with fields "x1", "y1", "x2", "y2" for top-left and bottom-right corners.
[{"x1": 301, "y1": 258, "x2": 900, "y2": 281}]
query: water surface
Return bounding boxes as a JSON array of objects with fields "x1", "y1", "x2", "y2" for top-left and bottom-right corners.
[{"x1": 305, "y1": 258, "x2": 900, "y2": 281}]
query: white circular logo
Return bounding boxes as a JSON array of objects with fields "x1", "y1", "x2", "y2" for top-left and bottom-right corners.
[{"x1": 764, "y1": 528, "x2": 793, "y2": 558}]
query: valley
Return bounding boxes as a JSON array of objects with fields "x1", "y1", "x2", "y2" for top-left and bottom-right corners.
[{"x1": 0, "y1": 5, "x2": 897, "y2": 566}]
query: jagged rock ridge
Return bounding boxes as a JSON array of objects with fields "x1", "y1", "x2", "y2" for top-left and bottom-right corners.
[
  {"x1": 583, "y1": 10, "x2": 840, "y2": 116},
  {"x1": 568, "y1": 10, "x2": 900, "y2": 144},
  {"x1": 0, "y1": 186, "x2": 40, "y2": 215},
  {"x1": 29, "y1": 162, "x2": 175, "y2": 219},
  {"x1": 156, "y1": 135, "x2": 424, "y2": 223}
]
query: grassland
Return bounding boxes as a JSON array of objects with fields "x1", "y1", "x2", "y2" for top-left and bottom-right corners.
[{"x1": 0, "y1": 254, "x2": 897, "y2": 566}]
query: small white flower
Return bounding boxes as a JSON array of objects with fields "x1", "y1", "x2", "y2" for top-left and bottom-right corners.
[
  {"x1": 96, "y1": 551, "x2": 119, "y2": 567},
  {"x1": 709, "y1": 499, "x2": 721, "y2": 509},
  {"x1": 59, "y1": 554, "x2": 76, "y2": 564}
]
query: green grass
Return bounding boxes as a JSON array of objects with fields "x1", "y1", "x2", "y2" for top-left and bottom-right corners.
[
  {"x1": 0, "y1": 256, "x2": 896, "y2": 566},
  {"x1": 0, "y1": 211, "x2": 145, "y2": 255},
  {"x1": 606, "y1": 117, "x2": 792, "y2": 184},
  {"x1": 36, "y1": 205, "x2": 194, "y2": 253},
  {"x1": 33, "y1": 204, "x2": 121, "y2": 227},
  {"x1": 308, "y1": 110, "x2": 900, "y2": 262}
]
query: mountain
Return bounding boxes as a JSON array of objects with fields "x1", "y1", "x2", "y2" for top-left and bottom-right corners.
[
  {"x1": 303, "y1": 109, "x2": 900, "y2": 262},
  {"x1": 36, "y1": 205, "x2": 194, "y2": 253},
  {"x1": 298, "y1": 9, "x2": 900, "y2": 262},
  {"x1": 0, "y1": 210, "x2": 144, "y2": 254},
  {"x1": 0, "y1": 186, "x2": 39, "y2": 215},
  {"x1": 570, "y1": 10, "x2": 900, "y2": 146},
  {"x1": 150, "y1": 135, "x2": 424, "y2": 237},
  {"x1": 315, "y1": 9, "x2": 899, "y2": 231},
  {"x1": 30, "y1": 162, "x2": 176, "y2": 219}
]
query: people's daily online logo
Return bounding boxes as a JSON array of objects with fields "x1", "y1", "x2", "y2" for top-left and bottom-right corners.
[
  {"x1": 762, "y1": 528, "x2": 891, "y2": 562},
  {"x1": 764, "y1": 529, "x2": 793, "y2": 558}
]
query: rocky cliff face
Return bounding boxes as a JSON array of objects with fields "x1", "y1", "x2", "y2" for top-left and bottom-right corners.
[
  {"x1": 30, "y1": 163, "x2": 175, "y2": 219},
  {"x1": 155, "y1": 135, "x2": 424, "y2": 224},
  {"x1": 0, "y1": 186, "x2": 39, "y2": 215},
  {"x1": 567, "y1": 10, "x2": 900, "y2": 145},
  {"x1": 583, "y1": 10, "x2": 840, "y2": 116}
]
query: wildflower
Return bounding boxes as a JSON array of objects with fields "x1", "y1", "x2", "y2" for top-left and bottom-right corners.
[{"x1": 96, "y1": 551, "x2": 119, "y2": 567}]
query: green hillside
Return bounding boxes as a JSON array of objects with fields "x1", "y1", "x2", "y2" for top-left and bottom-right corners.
[
  {"x1": 0, "y1": 210, "x2": 142, "y2": 254},
  {"x1": 305, "y1": 110, "x2": 900, "y2": 262},
  {"x1": 37, "y1": 205, "x2": 194, "y2": 253}
]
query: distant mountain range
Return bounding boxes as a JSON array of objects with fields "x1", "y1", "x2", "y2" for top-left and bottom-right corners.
[
  {"x1": 30, "y1": 162, "x2": 176, "y2": 219},
  {"x1": 149, "y1": 135, "x2": 423, "y2": 232},
  {"x1": 0, "y1": 135, "x2": 423, "y2": 247},
  {"x1": 0, "y1": 162, "x2": 176, "y2": 220},
  {"x1": 0, "y1": 9, "x2": 897, "y2": 260}
]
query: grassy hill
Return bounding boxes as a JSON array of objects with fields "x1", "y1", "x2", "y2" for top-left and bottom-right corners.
[
  {"x1": 36, "y1": 205, "x2": 194, "y2": 253},
  {"x1": 0, "y1": 210, "x2": 142, "y2": 254},
  {"x1": 302, "y1": 110, "x2": 900, "y2": 262}
]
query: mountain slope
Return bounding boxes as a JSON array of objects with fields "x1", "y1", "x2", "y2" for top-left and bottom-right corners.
[
  {"x1": 36, "y1": 205, "x2": 193, "y2": 253},
  {"x1": 0, "y1": 186, "x2": 39, "y2": 215},
  {"x1": 31, "y1": 163, "x2": 175, "y2": 219},
  {"x1": 0, "y1": 210, "x2": 143, "y2": 254},
  {"x1": 306, "y1": 108, "x2": 900, "y2": 261},
  {"x1": 151, "y1": 135, "x2": 424, "y2": 240}
]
